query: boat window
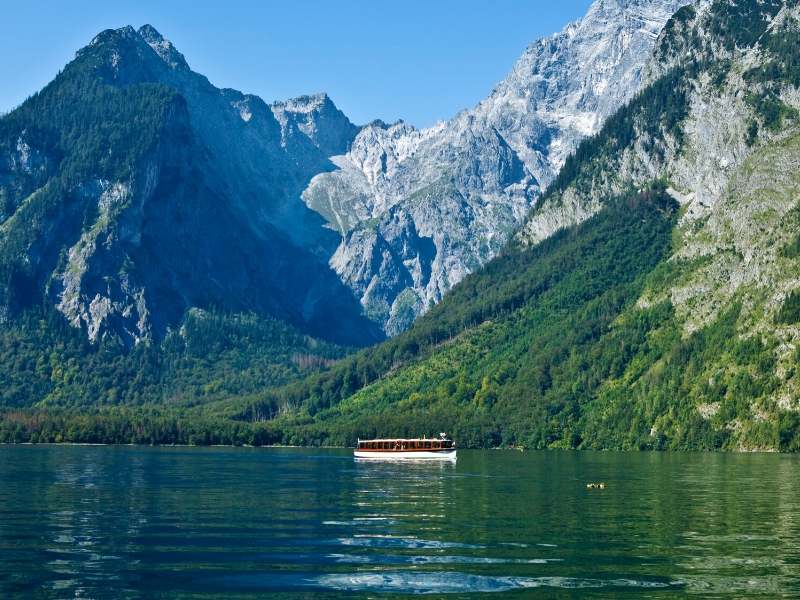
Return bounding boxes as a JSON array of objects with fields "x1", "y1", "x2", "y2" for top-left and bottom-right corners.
[{"x1": 424, "y1": 441, "x2": 431, "y2": 449}]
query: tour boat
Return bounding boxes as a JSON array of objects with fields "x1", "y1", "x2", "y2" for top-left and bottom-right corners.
[{"x1": 354, "y1": 434, "x2": 456, "y2": 460}]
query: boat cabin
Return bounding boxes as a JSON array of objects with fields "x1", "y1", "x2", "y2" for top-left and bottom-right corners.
[{"x1": 356, "y1": 437, "x2": 454, "y2": 451}]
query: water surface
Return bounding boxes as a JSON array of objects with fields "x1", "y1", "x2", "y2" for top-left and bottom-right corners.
[{"x1": 0, "y1": 446, "x2": 798, "y2": 598}]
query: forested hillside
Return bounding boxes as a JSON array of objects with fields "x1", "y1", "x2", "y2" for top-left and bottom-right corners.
[
  {"x1": 1, "y1": 186, "x2": 684, "y2": 445},
  {"x1": 3, "y1": 0, "x2": 800, "y2": 451},
  {"x1": 0, "y1": 308, "x2": 346, "y2": 409},
  {"x1": 0, "y1": 25, "x2": 379, "y2": 348},
  {"x1": 237, "y1": 0, "x2": 800, "y2": 452},
  {"x1": 255, "y1": 186, "x2": 683, "y2": 447}
]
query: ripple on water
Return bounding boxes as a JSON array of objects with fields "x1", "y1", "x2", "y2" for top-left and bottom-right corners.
[
  {"x1": 326, "y1": 553, "x2": 563, "y2": 565},
  {"x1": 322, "y1": 517, "x2": 397, "y2": 526},
  {"x1": 333, "y1": 535, "x2": 484, "y2": 549},
  {"x1": 313, "y1": 571, "x2": 679, "y2": 594}
]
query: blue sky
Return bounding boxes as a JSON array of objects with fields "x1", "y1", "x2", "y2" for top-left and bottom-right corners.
[{"x1": 1, "y1": 1, "x2": 594, "y2": 127}]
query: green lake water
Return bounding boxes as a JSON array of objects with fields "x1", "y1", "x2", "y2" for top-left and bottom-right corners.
[{"x1": 0, "y1": 445, "x2": 798, "y2": 598}]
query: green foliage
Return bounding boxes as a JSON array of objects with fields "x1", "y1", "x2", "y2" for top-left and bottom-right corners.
[
  {"x1": 0, "y1": 307, "x2": 347, "y2": 410},
  {"x1": 239, "y1": 187, "x2": 680, "y2": 447},
  {"x1": 549, "y1": 69, "x2": 690, "y2": 197},
  {"x1": 775, "y1": 290, "x2": 800, "y2": 325},
  {"x1": 743, "y1": 24, "x2": 800, "y2": 137},
  {"x1": 707, "y1": 0, "x2": 784, "y2": 51},
  {"x1": 780, "y1": 233, "x2": 800, "y2": 259},
  {"x1": 745, "y1": 92, "x2": 799, "y2": 135},
  {"x1": 0, "y1": 407, "x2": 284, "y2": 446},
  {"x1": 779, "y1": 412, "x2": 800, "y2": 452},
  {"x1": 581, "y1": 301, "x2": 781, "y2": 451}
]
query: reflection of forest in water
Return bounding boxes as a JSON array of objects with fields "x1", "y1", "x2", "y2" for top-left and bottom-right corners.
[{"x1": 0, "y1": 446, "x2": 798, "y2": 597}]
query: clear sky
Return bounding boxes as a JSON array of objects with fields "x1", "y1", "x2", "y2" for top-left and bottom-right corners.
[{"x1": 1, "y1": 0, "x2": 594, "y2": 128}]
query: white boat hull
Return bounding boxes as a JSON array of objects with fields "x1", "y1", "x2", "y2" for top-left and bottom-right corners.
[{"x1": 354, "y1": 449, "x2": 456, "y2": 460}]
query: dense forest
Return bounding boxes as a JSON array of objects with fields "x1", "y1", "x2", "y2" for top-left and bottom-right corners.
[
  {"x1": 0, "y1": 307, "x2": 346, "y2": 408},
  {"x1": 8, "y1": 185, "x2": 795, "y2": 450},
  {"x1": 0, "y1": 186, "x2": 679, "y2": 446},
  {"x1": 0, "y1": 308, "x2": 346, "y2": 443}
]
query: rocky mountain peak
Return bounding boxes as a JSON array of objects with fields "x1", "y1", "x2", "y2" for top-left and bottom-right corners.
[
  {"x1": 271, "y1": 93, "x2": 358, "y2": 157},
  {"x1": 475, "y1": 0, "x2": 694, "y2": 185},
  {"x1": 87, "y1": 25, "x2": 137, "y2": 46},
  {"x1": 0, "y1": 24, "x2": 382, "y2": 348},
  {"x1": 137, "y1": 24, "x2": 190, "y2": 70},
  {"x1": 77, "y1": 24, "x2": 194, "y2": 86},
  {"x1": 301, "y1": 0, "x2": 692, "y2": 335},
  {"x1": 274, "y1": 92, "x2": 332, "y2": 113}
]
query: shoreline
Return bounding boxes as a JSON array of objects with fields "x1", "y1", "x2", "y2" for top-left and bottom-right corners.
[{"x1": 0, "y1": 442, "x2": 787, "y2": 454}]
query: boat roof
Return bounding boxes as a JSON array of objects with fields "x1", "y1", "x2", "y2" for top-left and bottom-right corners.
[{"x1": 358, "y1": 438, "x2": 451, "y2": 442}]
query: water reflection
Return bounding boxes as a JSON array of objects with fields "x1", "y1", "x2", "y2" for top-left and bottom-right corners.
[{"x1": 0, "y1": 446, "x2": 798, "y2": 598}]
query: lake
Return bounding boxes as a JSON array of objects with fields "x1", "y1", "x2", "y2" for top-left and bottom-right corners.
[{"x1": 0, "y1": 446, "x2": 798, "y2": 598}]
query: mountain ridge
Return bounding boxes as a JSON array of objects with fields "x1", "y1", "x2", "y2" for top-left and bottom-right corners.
[
  {"x1": 1, "y1": 2, "x2": 688, "y2": 345},
  {"x1": 0, "y1": 23, "x2": 381, "y2": 347},
  {"x1": 231, "y1": 0, "x2": 800, "y2": 452},
  {"x1": 305, "y1": 0, "x2": 693, "y2": 334}
]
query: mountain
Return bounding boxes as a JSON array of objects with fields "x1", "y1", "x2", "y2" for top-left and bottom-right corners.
[
  {"x1": 6, "y1": 0, "x2": 800, "y2": 453},
  {"x1": 235, "y1": 0, "x2": 800, "y2": 452},
  {"x1": 0, "y1": 25, "x2": 380, "y2": 348},
  {"x1": 304, "y1": 0, "x2": 692, "y2": 334},
  {"x1": 0, "y1": 2, "x2": 690, "y2": 349}
]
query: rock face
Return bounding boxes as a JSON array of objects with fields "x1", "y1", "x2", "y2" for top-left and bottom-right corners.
[
  {"x1": 0, "y1": 25, "x2": 380, "y2": 347},
  {"x1": 271, "y1": 93, "x2": 359, "y2": 159},
  {"x1": 305, "y1": 0, "x2": 692, "y2": 334},
  {"x1": 517, "y1": 0, "x2": 800, "y2": 439},
  {"x1": 0, "y1": 2, "x2": 692, "y2": 345}
]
